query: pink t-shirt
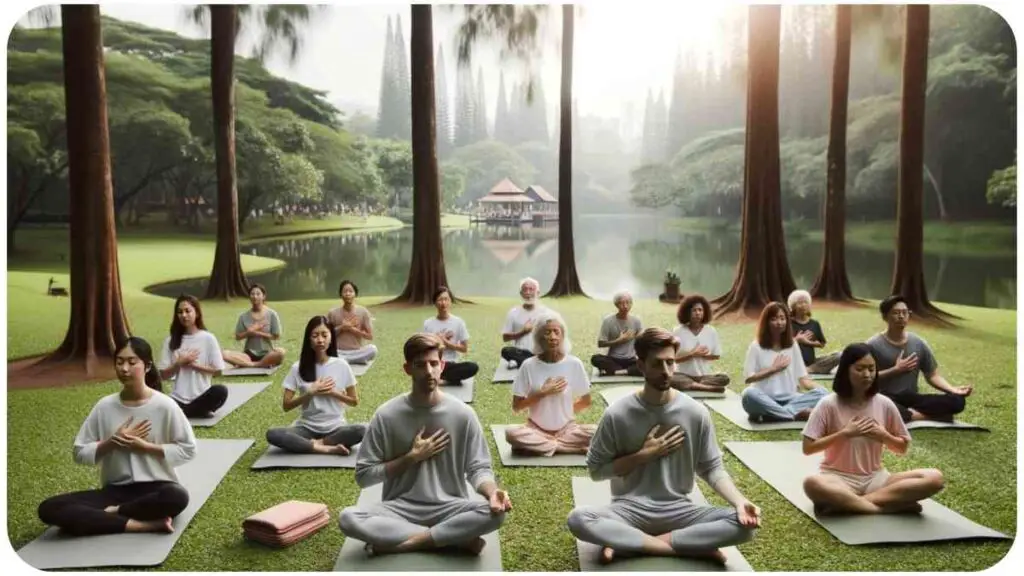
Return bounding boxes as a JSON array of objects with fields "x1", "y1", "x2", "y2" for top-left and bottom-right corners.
[{"x1": 802, "y1": 393, "x2": 910, "y2": 476}]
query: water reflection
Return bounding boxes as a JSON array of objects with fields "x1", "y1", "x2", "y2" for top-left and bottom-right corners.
[{"x1": 153, "y1": 216, "x2": 1015, "y2": 309}]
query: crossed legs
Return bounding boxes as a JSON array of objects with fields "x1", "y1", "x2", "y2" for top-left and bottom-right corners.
[
  {"x1": 803, "y1": 468, "x2": 945, "y2": 515},
  {"x1": 223, "y1": 348, "x2": 287, "y2": 368}
]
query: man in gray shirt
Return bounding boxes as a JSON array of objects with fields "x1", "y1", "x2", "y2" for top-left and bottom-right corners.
[
  {"x1": 568, "y1": 327, "x2": 760, "y2": 565},
  {"x1": 338, "y1": 333, "x2": 511, "y2": 556},
  {"x1": 590, "y1": 290, "x2": 644, "y2": 376},
  {"x1": 866, "y1": 295, "x2": 972, "y2": 423}
]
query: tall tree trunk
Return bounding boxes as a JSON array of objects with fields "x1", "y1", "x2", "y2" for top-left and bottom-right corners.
[
  {"x1": 546, "y1": 5, "x2": 587, "y2": 298},
  {"x1": 388, "y1": 5, "x2": 454, "y2": 304},
  {"x1": 44, "y1": 5, "x2": 131, "y2": 374},
  {"x1": 713, "y1": 5, "x2": 795, "y2": 318},
  {"x1": 811, "y1": 4, "x2": 856, "y2": 302},
  {"x1": 205, "y1": 4, "x2": 249, "y2": 300},
  {"x1": 891, "y1": 5, "x2": 955, "y2": 321}
]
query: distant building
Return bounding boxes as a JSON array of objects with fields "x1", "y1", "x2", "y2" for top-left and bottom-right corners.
[{"x1": 473, "y1": 178, "x2": 558, "y2": 225}]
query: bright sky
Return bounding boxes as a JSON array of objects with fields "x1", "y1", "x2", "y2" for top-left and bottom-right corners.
[{"x1": 36, "y1": 3, "x2": 735, "y2": 128}]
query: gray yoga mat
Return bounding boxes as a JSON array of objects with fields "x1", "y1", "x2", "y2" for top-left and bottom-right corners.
[
  {"x1": 590, "y1": 367, "x2": 645, "y2": 384},
  {"x1": 18, "y1": 438, "x2": 253, "y2": 569},
  {"x1": 492, "y1": 362, "x2": 518, "y2": 383},
  {"x1": 490, "y1": 424, "x2": 588, "y2": 467},
  {"x1": 441, "y1": 378, "x2": 475, "y2": 403},
  {"x1": 572, "y1": 477, "x2": 753, "y2": 571},
  {"x1": 350, "y1": 360, "x2": 375, "y2": 376},
  {"x1": 252, "y1": 443, "x2": 361, "y2": 469},
  {"x1": 704, "y1": 390, "x2": 987, "y2": 432},
  {"x1": 188, "y1": 382, "x2": 271, "y2": 427},
  {"x1": 222, "y1": 364, "x2": 282, "y2": 377},
  {"x1": 599, "y1": 385, "x2": 725, "y2": 408},
  {"x1": 724, "y1": 441, "x2": 1009, "y2": 545},
  {"x1": 333, "y1": 482, "x2": 503, "y2": 571}
]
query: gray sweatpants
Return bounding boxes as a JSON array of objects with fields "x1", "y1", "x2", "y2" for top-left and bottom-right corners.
[
  {"x1": 338, "y1": 345, "x2": 378, "y2": 365},
  {"x1": 266, "y1": 423, "x2": 366, "y2": 454},
  {"x1": 338, "y1": 497, "x2": 505, "y2": 549},
  {"x1": 567, "y1": 498, "x2": 755, "y2": 554}
]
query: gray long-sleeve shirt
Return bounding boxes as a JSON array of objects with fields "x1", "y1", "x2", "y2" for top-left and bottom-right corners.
[
  {"x1": 586, "y1": 390, "x2": 729, "y2": 505},
  {"x1": 355, "y1": 392, "x2": 495, "y2": 503}
]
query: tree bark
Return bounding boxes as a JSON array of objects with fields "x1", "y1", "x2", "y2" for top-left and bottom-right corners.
[
  {"x1": 545, "y1": 5, "x2": 587, "y2": 298},
  {"x1": 891, "y1": 5, "x2": 955, "y2": 322},
  {"x1": 810, "y1": 4, "x2": 857, "y2": 302},
  {"x1": 713, "y1": 5, "x2": 795, "y2": 318},
  {"x1": 43, "y1": 5, "x2": 131, "y2": 375},
  {"x1": 204, "y1": 4, "x2": 250, "y2": 300},
  {"x1": 387, "y1": 5, "x2": 454, "y2": 304}
]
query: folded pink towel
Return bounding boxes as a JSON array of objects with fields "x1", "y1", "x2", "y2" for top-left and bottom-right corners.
[{"x1": 243, "y1": 501, "x2": 330, "y2": 547}]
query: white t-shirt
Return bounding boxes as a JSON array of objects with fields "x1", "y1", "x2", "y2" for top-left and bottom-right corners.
[
  {"x1": 743, "y1": 340, "x2": 808, "y2": 398},
  {"x1": 422, "y1": 315, "x2": 470, "y2": 362},
  {"x1": 672, "y1": 324, "x2": 722, "y2": 376},
  {"x1": 502, "y1": 304, "x2": 548, "y2": 351},
  {"x1": 511, "y1": 355, "x2": 591, "y2": 431},
  {"x1": 159, "y1": 331, "x2": 226, "y2": 403},
  {"x1": 283, "y1": 357, "x2": 356, "y2": 434}
]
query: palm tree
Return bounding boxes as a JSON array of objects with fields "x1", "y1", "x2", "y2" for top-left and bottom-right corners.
[
  {"x1": 188, "y1": 5, "x2": 316, "y2": 300},
  {"x1": 44, "y1": 5, "x2": 131, "y2": 375},
  {"x1": 388, "y1": 5, "x2": 454, "y2": 304},
  {"x1": 890, "y1": 5, "x2": 955, "y2": 321},
  {"x1": 713, "y1": 5, "x2": 796, "y2": 318},
  {"x1": 810, "y1": 5, "x2": 856, "y2": 302}
]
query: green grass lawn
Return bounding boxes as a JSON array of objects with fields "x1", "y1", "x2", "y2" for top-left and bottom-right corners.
[{"x1": 5, "y1": 235, "x2": 1017, "y2": 571}]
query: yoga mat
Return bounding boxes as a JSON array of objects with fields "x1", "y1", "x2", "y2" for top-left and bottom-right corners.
[
  {"x1": 252, "y1": 444, "x2": 361, "y2": 470},
  {"x1": 590, "y1": 367, "x2": 644, "y2": 384},
  {"x1": 222, "y1": 364, "x2": 282, "y2": 377},
  {"x1": 705, "y1": 390, "x2": 988, "y2": 432},
  {"x1": 188, "y1": 382, "x2": 271, "y2": 427},
  {"x1": 599, "y1": 386, "x2": 725, "y2": 408},
  {"x1": 490, "y1": 425, "x2": 588, "y2": 467},
  {"x1": 809, "y1": 373, "x2": 834, "y2": 382},
  {"x1": 333, "y1": 483, "x2": 503, "y2": 571},
  {"x1": 17, "y1": 439, "x2": 253, "y2": 569},
  {"x1": 491, "y1": 362, "x2": 518, "y2": 383},
  {"x1": 724, "y1": 441, "x2": 1010, "y2": 545},
  {"x1": 571, "y1": 477, "x2": 753, "y2": 571},
  {"x1": 350, "y1": 360, "x2": 375, "y2": 377},
  {"x1": 441, "y1": 378, "x2": 475, "y2": 403}
]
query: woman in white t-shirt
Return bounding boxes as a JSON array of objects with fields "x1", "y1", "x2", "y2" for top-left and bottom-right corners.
[
  {"x1": 671, "y1": 294, "x2": 730, "y2": 392},
  {"x1": 740, "y1": 302, "x2": 828, "y2": 422},
  {"x1": 266, "y1": 316, "x2": 366, "y2": 454},
  {"x1": 422, "y1": 286, "x2": 479, "y2": 385},
  {"x1": 38, "y1": 337, "x2": 196, "y2": 536},
  {"x1": 506, "y1": 311, "x2": 595, "y2": 456},
  {"x1": 158, "y1": 295, "x2": 228, "y2": 418},
  {"x1": 802, "y1": 343, "x2": 942, "y2": 515}
]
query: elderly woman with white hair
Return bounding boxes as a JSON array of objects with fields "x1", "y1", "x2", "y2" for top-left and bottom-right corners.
[
  {"x1": 788, "y1": 290, "x2": 841, "y2": 375},
  {"x1": 500, "y1": 277, "x2": 548, "y2": 369},
  {"x1": 591, "y1": 290, "x2": 643, "y2": 376},
  {"x1": 506, "y1": 311, "x2": 596, "y2": 456}
]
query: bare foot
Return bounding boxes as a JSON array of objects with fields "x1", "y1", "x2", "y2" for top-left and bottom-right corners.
[
  {"x1": 599, "y1": 547, "x2": 616, "y2": 564},
  {"x1": 794, "y1": 409, "x2": 812, "y2": 421},
  {"x1": 311, "y1": 439, "x2": 350, "y2": 455},
  {"x1": 680, "y1": 548, "x2": 727, "y2": 564},
  {"x1": 458, "y1": 537, "x2": 487, "y2": 556},
  {"x1": 125, "y1": 517, "x2": 174, "y2": 533},
  {"x1": 104, "y1": 505, "x2": 120, "y2": 514}
]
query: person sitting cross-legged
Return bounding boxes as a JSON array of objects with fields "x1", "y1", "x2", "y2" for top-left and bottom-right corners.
[
  {"x1": 567, "y1": 327, "x2": 760, "y2": 566},
  {"x1": 499, "y1": 277, "x2": 548, "y2": 369},
  {"x1": 802, "y1": 343, "x2": 944, "y2": 515},
  {"x1": 422, "y1": 286, "x2": 479, "y2": 385},
  {"x1": 506, "y1": 311, "x2": 596, "y2": 456},
  {"x1": 222, "y1": 283, "x2": 287, "y2": 370},
  {"x1": 671, "y1": 295, "x2": 729, "y2": 392},
  {"x1": 328, "y1": 279, "x2": 378, "y2": 365},
  {"x1": 788, "y1": 290, "x2": 840, "y2": 375},
  {"x1": 590, "y1": 290, "x2": 643, "y2": 377}
]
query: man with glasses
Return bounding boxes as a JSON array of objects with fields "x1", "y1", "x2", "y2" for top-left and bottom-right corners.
[{"x1": 866, "y1": 295, "x2": 972, "y2": 423}]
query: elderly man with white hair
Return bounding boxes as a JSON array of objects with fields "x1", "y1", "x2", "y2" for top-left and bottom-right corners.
[
  {"x1": 787, "y1": 290, "x2": 841, "y2": 375},
  {"x1": 591, "y1": 290, "x2": 643, "y2": 377},
  {"x1": 505, "y1": 311, "x2": 596, "y2": 456},
  {"x1": 500, "y1": 277, "x2": 548, "y2": 369}
]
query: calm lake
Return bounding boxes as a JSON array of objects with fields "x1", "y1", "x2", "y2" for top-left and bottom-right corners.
[{"x1": 152, "y1": 215, "x2": 1016, "y2": 309}]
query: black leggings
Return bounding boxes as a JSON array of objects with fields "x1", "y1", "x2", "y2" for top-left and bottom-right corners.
[
  {"x1": 590, "y1": 354, "x2": 641, "y2": 376},
  {"x1": 442, "y1": 361, "x2": 479, "y2": 384},
  {"x1": 884, "y1": 391, "x2": 967, "y2": 423},
  {"x1": 38, "y1": 481, "x2": 189, "y2": 536},
  {"x1": 176, "y1": 384, "x2": 229, "y2": 417},
  {"x1": 500, "y1": 347, "x2": 534, "y2": 366},
  {"x1": 266, "y1": 424, "x2": 367, "y2": 454}
]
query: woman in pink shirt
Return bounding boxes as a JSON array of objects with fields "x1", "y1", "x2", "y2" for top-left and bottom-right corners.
[{"x1": 802, "y1": 343, "x2": 945, "y2": 515}]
